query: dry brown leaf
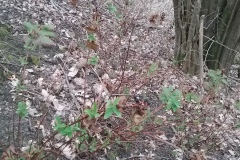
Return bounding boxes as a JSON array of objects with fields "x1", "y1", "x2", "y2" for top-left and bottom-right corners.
[
  {"x1": 118, "y1": 96, "x2": 127, "y2": 107},
  {"x1": 86, "y1": 40, "x2": 99, "y2": 52},
  {"x1": 85, "y1": 25, "x2": 98, "y2": 33},
  {"x1": 149, "y1": 14, "x2": 158, "y2": 23},
  {"x1": 131, "y1": 109, "x2": 147, "y2": 125},
  {"x1": 83, "y1": 118, "x2": 94, "y2": 129},
  {"x1": 90, "y1": 124, "x2": 102, "y2": 134},
  {"x1": 93, "y1": 12, "x2": 101, "y2": 22},
  {"x1": 104, "y1": 80, "x2": 113, "y2": 93},
  {"x1": 70, "y1": 0, "x2": 77, "y2": 6},
  {"x1": 68, "y1": 40, "x2": 78, "y2": 52},
  {"x1": 160, "y1": 12, "x2": 166, "y2": 22},
  {"x1": 1, "y1": 145, "x2": 17, "y2": 160},
  {"x1": 52, "y1": 81, "x2": 63, "y2": 94},
  {"x1": 190, "y1": 151, "x2": 205, "y2": 160}
]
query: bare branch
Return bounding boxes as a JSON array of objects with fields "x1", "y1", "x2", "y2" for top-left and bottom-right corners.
[
  {"x1": 199, "y1": 15, "x2": 205, "y2": 94},
  {"x1": 203, "y1": 35, "x2": 240, "y2": 54}
]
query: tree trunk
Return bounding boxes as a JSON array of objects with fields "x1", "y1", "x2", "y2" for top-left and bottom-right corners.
[{"x1": 173, "y1": 0, "x2": 240, "y2": 75}]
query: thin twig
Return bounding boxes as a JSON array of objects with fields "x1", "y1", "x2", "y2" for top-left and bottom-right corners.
[
  {"x1": 148, "y1": 135, "x2": 181, "y2": 150},
  {"x1": 29, "y1": 109, "x2": 49, "y2": 154},
  {"x1": 203, "y1": 35, "x2": 240, "y2": 54},
  {"x1": 111, "y1": 93, "x2": 134, "y2": 96},
  {"x1": 228, "y1": 76, "x2": 240, "y2": 83},
  {"x1": 59, "y1": 64, "x2": 82, "y2": 113},
  {"x1": 0, "y1": 61, "x2": 21, "y2": 67},
  {"x1": 91, "y1": 67, "x2": 103, "y2": 84}
]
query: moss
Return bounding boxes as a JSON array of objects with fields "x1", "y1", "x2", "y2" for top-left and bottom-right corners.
[
  {"x1": 0, "y1": 26, "x2": 10, "y2": 39},
  {"x1": 28, "y1": 55, "x2": 41, "y2": 66},
  {"x1": 0, "y1": 42, "x2": 5, "y2": 49}
]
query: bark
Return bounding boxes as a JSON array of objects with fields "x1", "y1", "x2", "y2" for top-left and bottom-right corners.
[{"x1": 173, "y1": 0, "x2": 240, "y2": 75}]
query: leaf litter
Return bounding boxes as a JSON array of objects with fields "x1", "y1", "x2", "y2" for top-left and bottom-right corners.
[{"x1": 1, "y1": 0, "x2": 240, "y2": 159}]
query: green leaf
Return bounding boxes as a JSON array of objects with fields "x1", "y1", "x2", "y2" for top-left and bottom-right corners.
[
  {"x1": 29, "y1": 55, "x2": 41, "y2": 66},
  {"x1": 123, "y1": 87, "x2": 129, "y2": 94},
  {"x1": 42, "y1": 24, "x2": 55, "y2": 31},
  {"x1": 62, "y1": 126, "x2": 73, "y2": 137},
  {"x1": 107, "y1": 3, "x2": 117, "y2": 13},
  {"x1": 84, "y1": 102, "x2": 100, "y2": 119},
  {"x1": 221, "y1": 79, "x2": 228, "y2": 85},
  {"x1": 147, "y1": 63, "x2": 158, "y2": 76},
  {"x1": 88, "y1": 55, "x2": 99, "y2": 66},
  {"x1": 235, "y1": 101, "x2": 240, "y2": 110},
  {"x1": 102, "y1": 138, "x2": 110, "y2": 148},
  {"x1": 54, "y1": 116, "x2": 78, "y2": 138},
  {"x1": 84, "y1": 109, "x2": 94, "y2": 118},
  {"x1": 159, "y1": 87, "x2": 182, "y2": 112},
  {"x1": 153, "y1": 117, "x2": 163, "y2": 125},
  {"x1": 87, "y1": 33, "x2": 96, "y2": 42},
  {"x1": 89, "y1": 138, "x2": 97, "y2": 152},
  {"x1": 16, "y1": 101, "x2": 28, "y2": 118},
  {"x1": 104, "y1": 98, "x2": 121, "y2": 119},
  {"x1": 79, "y1": 143, "x2": 87, "y2": 151},
  {"x1": 19, "y1": 57, "x2": 28, "y2": 66},
  {"x1": 186, "y1": 93, "x2": 200, "y2": 103},
  {"x1": 113, "y1": 97, "x2": 120, "y2": 106},
  {"x1": 113, "y1": 106, "x2": 121, "y2": 117},
  {"x1": 115, "y1": 12, "x2": 122, "y2": 20},
  {"x1": 23, "y1": 36, "x2": 32, "y2": 45},
  {"x1": 104, "y1": 107, "x2": 114, "y2": 119},
  {"x1": 236, "y1": 121, "x2": 240, "y2": 128},
  {"x1": 159, "y1": 87, "x2": 173, "y2": 103},
  {"x1": 17, "y1": 84, "x2": 27, "y2": 91},
  {"x1": 23, "y1": 21, "x2": 38, "y2": 32},
  {"x1": 38, "y1": 30, "x2": 56, "y2": 38},
  {"x1": 54, "y1": 116, "x2": 65, "y2": 130},
  {"x1": 35, "y1": 36, "x2": 55, "y2": 46},
  {"x1": 115, "y1": 137, "x2": 121, "y2": 144}
]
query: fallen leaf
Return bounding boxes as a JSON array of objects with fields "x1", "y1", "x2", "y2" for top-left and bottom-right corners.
[
  {"x1": 54, "y1": 54, "x2": 64, "y2": 59},
  {"x1": 52, "y1": 81, "x2": 63, "y2": 94},
  {"x1": 83, "y1": 118, "x2": 94, "y2": 129},
  {"x1": 1, "y1": 145, "x2": 17, "y2": 160},
  {"x1": 70, "y1": 0, "x2": 77, "y2": 6},
  {"x1": 131, "y1": 109, "x2": 147, "y2": 125},
  {"x1": 86, "y1": 40, "x2": 99, "y2": 51},
  {"x1": 160, "y1": 12, "x2": 166, "y2": 22},
  {"x1": 37, "y1": 78, "x2": 44, "y2": 87},
  {"x1": 118, "y1": 96, "x2": 127, "y2": 107},
  {"x1": 73, "y1": 77, "x2": 85, "y2": 86},
  {"x1": 65, "y1": 30, "x2": 75, "y2": 38},
  {"x1": 149, "y1": 14, "x2": 158, "y2": 23},
  {"x1": 41, "y1": 89, "x2": 56, "y2": 102},
  {"x1": 85, "y1": 25, "x2": 98, "y2": 33},
  {"x1": 93, "y1": 12, "x2": 101, "y2": 22},
  {"x1": 91, "y1": 124, "x2": 102, "y2": 134},
  {"x1": 28, "y1": 108, "x2": 41, "y2": 117},
  {"x1": 26, "y1": 69, "x2": 34, "y2": 73},
  {"x1": 76, "y1": 58, "x2": 87, "y2": 68},
  {"x1": 68, "y1": 40, "x2": 78, "y2": 52},
  {"x1": 68, "y1": 65, "x2": 79, "y2": 78},
  {"x1": 104, "y1": 80, "x2": 113, "y2": 92},
  {"x1": 55, "y1": 143, "x2": 76, "y2": 159}
]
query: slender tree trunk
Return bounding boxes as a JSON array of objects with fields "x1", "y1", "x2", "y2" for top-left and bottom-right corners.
[{"x1": 173, "y1": 0, "x2": 240, "y2": 75}]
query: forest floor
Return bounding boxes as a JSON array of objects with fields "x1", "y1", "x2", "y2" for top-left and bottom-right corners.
[{"x1": 0, "y1": 0, "x2": 240, "y2": 160}]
